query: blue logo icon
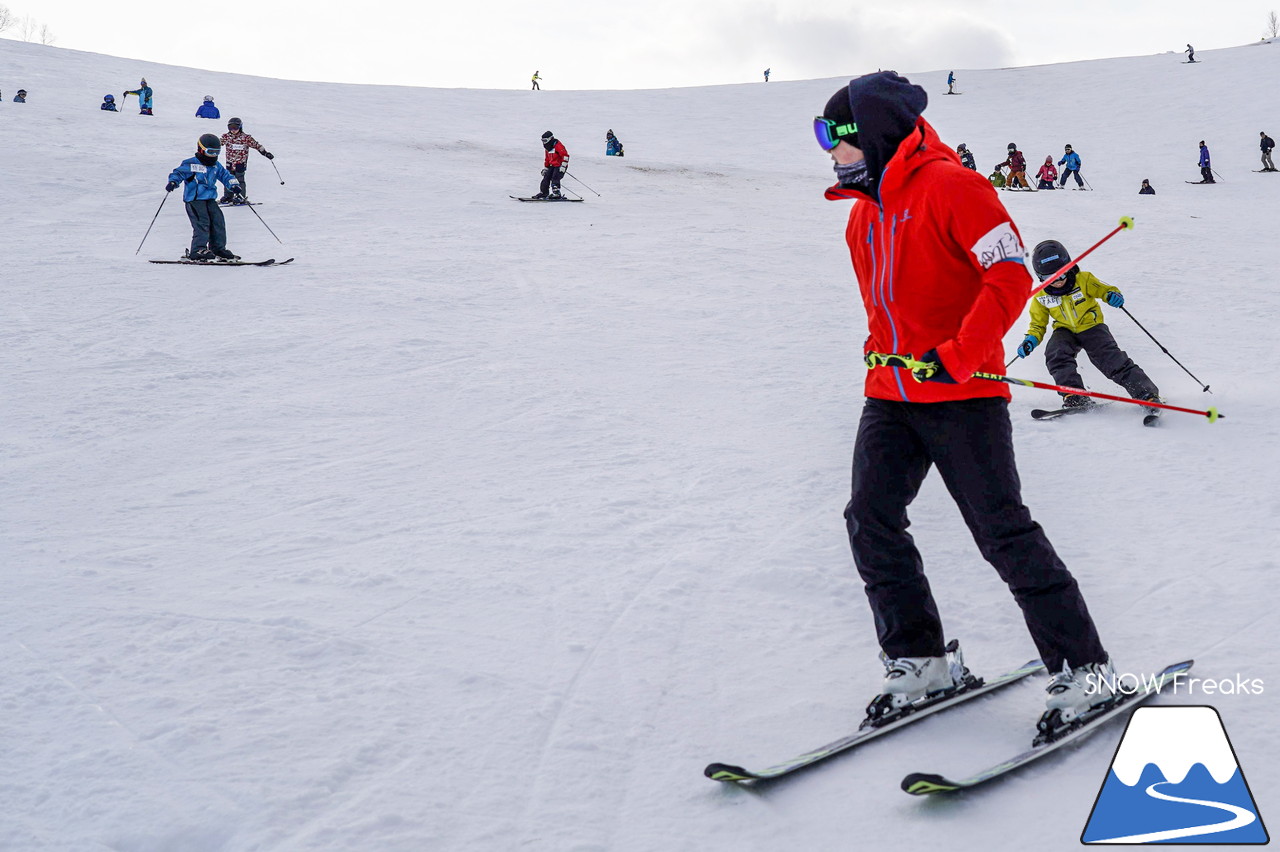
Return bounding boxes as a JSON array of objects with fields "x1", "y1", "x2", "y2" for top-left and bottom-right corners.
[{"x1": 1082, "y1": 706, "x2": 1268, "y2": 844}]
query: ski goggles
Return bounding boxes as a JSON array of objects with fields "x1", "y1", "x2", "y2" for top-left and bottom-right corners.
[
  {"x1": 814, "y1": 116, "x2": 858, "y2": 151},
  {"x1": 198, "y1": 142, "x2": 221, "y2": 157}
]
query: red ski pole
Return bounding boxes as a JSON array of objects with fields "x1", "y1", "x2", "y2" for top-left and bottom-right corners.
[
  {"x1": 1030, "y1": 216, "x2": 1134, "y2": 298},
  {"x1": 972, "y1": 372, "x2": 1223, "y2": 421}
]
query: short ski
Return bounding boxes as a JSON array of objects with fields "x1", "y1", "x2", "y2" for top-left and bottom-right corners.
[
  {"x1": 704, "y1": 657, "x2": 1045, "y2": 783},
  {"x1": 1031, "y1": 403, "x2": 1107, "y2": 420},
  {"x1": 149, "y1": 257, "x2": 294, "y2": 266},
  {"x1": 219, "y1": 201, "x2": 263, "y2": 207},
  {"x1": 511, "y1": 195, "x2": 584, "y2": 203},
  {"x1": 901, "y1": 660, "x2": 1193, "y2": 795},
  {"x1": 1185, "y1": 181, "x2": 1217, "y2": 184}
]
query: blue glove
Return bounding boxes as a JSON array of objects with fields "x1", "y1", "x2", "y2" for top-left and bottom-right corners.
[
  {"x1": 1017, "y1": 334, "x2": 1039, "y2": 358},
  {"x1": 1105, "y1": 291, "x2": 1124, "y2": 308},
  {"x1": 165, "y1": 180, "x2": 177, "y2": 192}
]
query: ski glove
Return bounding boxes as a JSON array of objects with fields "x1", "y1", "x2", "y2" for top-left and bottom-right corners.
[
  {"x1": 262, "y1": 151, "x2": 274, "y2": 159},
  {"x1": 1105, "y1": 291, "x2": 1124, "y2": 308},
  {"x1": 1017, "y1": 334, "x2": 1039, "y2": 358},
  {"x1": 165, "y1": 181, "x2": 178, "y2": 192},
  {"x1": 541, "y1": 168, "x2": 548, "y2": 177},
  {"x1": 230, "y1": 184, "x2": 245, "y2": 196},
  {"x1": 913, "y1": 349, "x2": 956, "y2": 383}
]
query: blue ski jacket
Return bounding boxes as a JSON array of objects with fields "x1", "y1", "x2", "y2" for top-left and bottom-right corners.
[
  {"x1": 1199, "y1": 146, "x2": 1211, "y2": 168},
  {"x1": 125, "y1": 85, "x2": 153, "y2": 108},
  {"x1": 195, "y1": 101, "x2": 221, "y2": 119},
  {"x1": 168, "y1": 157, "x2": 240, "y2": 202},
  {"x1": 1058, "y1": 151, "x2": 1081, "y2": 170}
]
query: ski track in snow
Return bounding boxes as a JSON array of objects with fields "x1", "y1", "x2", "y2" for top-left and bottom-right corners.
[{"x1": 3, "y1": 39, "x2": 1279, "y2": 852}]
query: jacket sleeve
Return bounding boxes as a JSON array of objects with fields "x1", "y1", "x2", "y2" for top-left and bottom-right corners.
[
  {"x1": 168, "y1": 162, "x2": 192, "y2": 183},
  {"x1": 1027, "y1": 299, "x2": 1049, "y2": 341},
  {"x1": 1081, "y1": 272, "x2": 1119, "y2": 301},
  {"x1": 934, "y1": 175, "x2": 1034, "y2": 381},
  {"x1": 215, "y1": 162, "x2": 240, "y2": 187}
]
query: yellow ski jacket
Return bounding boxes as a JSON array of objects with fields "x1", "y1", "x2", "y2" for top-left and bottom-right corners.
[{"x1": 1026, "y1": 270, "x2": 1122, "y2": 339}]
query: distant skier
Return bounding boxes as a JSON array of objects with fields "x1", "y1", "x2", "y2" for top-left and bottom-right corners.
[
  {"x1": 947, "y1": 70, "x2": 955, "y2": 94},
  {"x1": 1058, "y1": 144, "x2": 1084, "y2": 188},
  {"x1": 166, "y1": 133, "x2": 244, "y2": 261},
  {"x1": 1260, "y1": 131, "x2": 1276, "y2": 171},
  {"x1": 816, "y1": 71, "x2": 1116, "y2": 729},
  {"x1": 533, "y1": 131, "x2": 569, "y2": 199},
  {"x1": 987, "y1": 166, "x2": 1006, "y2": 188},
  {"x1": 1139, "y1": 179, "x2": 1155, "y2": 194},
  {"x1": 1036, "y1": 156, "x2": 1058, "y2": 189},
  {"x1": 124, "y1": 78, "x2": 154, "y2": 115},
  {"x1": 997, "y1": 143, "x2": 1029, "y2": 189},
  {"x1": 764, "y1": 68, "x2": 771, "y2": 82},
  {"x1": 1197, "y1": 140, "x2": 1214, "y2": 183},
  {"x1": 101, "y1": 94, "x2": 118, "y2": 111},
  {"x1": 195, "y1": 95, "x2": 220, "y2": 119},
  {"x1": 955, "y1": 142, "x2": 975, "y2": 170},
  {"x1": 1016, "y1": 239, "x2": 1161, "y2": 411},
  {"x1": 13, "y1": 89, "x2": 27, "y2": 103},
  {"x1": 218, "y1": 117, "x2": 274, "y2": 204},
  {"x1": 1185, "y1": 44, "x2": 1196, "y2": 62},
  {"x1": 605, "y1": 129, "x2": 624, "y2": 156},
  {"x1": 531, "y1": 70, "x2": 541, "y2": 91}
]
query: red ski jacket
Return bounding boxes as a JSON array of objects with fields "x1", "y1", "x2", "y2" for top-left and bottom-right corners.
[
  {"x1": 825, "y1": 118, "x2": 1032, "y2": 403},
  {"x1": 544, "y1": 141, "x2": 569, "y2": 169}
]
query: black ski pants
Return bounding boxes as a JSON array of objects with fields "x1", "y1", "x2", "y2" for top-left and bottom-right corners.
[
  {"x1": 185, "y1": 198, "x2": 227, "y2": 254},
  {"x1": 1045, "y1": 324, "x2": 1158, "y2": 400},
  {"x1": 539, "y1": 167, "x2": 563, "y2": 196},
  {"x1": 1059, "y1": 168, "x2": 1084, "y2": 187},
  {"x1": 1200, "y1": 166, "x2": 1215, "y2": 183},
  {"x1": 844, "y1": 397, "x2": 1107, "y2": 673}
]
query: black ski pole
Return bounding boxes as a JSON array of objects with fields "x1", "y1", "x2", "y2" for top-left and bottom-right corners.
[
  {"x1": 269, "y1": 159, "x2": 285, "y2": 185},
  {"x1": 564, "y1": 171, "x2": 600, "y2": 196},
  {"x1": 245, "y1": 202, "x2": 283, "y2": 243},
  {"x1": 1119, "y1": 306, "x2": 1211, "y2": 393},
  {"x1": 1212, "y1": 168, "x2": 1226, "y2": 183},
  {"x1": 136, "y1": 191, "x2": 171, "y2": 255},
  {"x1": 560, "y1": 184, "x2": 583, "y2": 200}
]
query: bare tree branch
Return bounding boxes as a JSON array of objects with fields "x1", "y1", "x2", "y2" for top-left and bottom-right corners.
[
  {"x1": 38, "y1": 21, "x2": 54, "y2": 45},
  {"x1": 1268, "y1": 11, "x2": 1280, "y2": 39},
  {"x1": 0, "y1": 5, "x2": 17, "y2": 33}
]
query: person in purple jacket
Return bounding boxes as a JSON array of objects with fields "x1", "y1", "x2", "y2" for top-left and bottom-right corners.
[{"x1": 1197, "y1": 141, "x2": 1214, "y2": 183}]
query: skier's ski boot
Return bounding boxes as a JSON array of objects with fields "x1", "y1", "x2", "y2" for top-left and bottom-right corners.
[
  {"x1": 530, "y1": 192, "x2": 548, "y2": 200},
  {"x1": 212, "y1": 248, "x2": 241, "y2": 261},
  {"x1": 1037, "y1": 658, "x2": 1118, "y2": 743},
  {"x1": 548, "y1": 188, "x2": 563, "y2": 200},
  {"x1": 1062, "y1": 394, "x2": 1095, "y2": 410},
  {"x1": 188, "y1": 247, "x2": 217, "y2": 262},
  {"x1": 861, "y1": 640, "x2": 976, "y2": 728},
  {"x1": 219, "y1": 195, "x2": 232, "y2": 204}
]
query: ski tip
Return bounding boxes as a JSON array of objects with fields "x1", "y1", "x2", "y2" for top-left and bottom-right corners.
[
  {"x1": 704, "y1": 763, "x2": 758, "y2": 783},
  {"x1": 901, "y1": 772, "x2": 961, "y2": 795}
]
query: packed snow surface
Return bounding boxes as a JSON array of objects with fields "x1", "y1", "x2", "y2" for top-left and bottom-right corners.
[{"x1": 3, "y1": 38, "x2": 1278, "y2": 851}]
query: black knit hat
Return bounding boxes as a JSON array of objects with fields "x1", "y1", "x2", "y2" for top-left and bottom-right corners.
[
  {"x1": 825, "y1": 71, "x2": 927, "y2": 197},
  {"x1": 822, "y1": 88, "x2": 859, "y2": 149}
]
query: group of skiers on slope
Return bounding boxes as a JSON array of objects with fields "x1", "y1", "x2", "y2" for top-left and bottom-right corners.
[
  {"x1": 958, "y1": 142, "x2": 1087, "y2": 191},
  {"x1": 525, "y1": 130, "x2": 626, "y2": 199},
  {"x1": 88, "y1": 78, "x2": 240, "y2": 120},
  {"x1": 1194, "y1": 134, "x2": 1277, "y2": 182},
  {"x1": 163, "y1": 118, "x2": 277, "y2": 261},
  {"x1": 811, "y1": 70, "x2": 1195, "y2": 737}
]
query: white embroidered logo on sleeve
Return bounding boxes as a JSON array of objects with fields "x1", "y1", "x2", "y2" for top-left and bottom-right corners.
[{"x1": 971, "y1": 223, "x2": 1025, "y2": 269}]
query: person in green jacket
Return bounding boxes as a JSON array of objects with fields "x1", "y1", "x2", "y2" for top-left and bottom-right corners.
[{"x1": 1014, "y1": 239, "x2": 1160, "y2": 408}]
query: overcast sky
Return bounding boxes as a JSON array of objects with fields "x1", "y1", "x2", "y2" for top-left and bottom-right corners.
[{"x1": 11, "y1": 0, "x2": 1278, "y2": 89}]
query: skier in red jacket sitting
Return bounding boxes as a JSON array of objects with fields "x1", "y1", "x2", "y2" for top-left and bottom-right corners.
[
  {"x1": 534, "y1": 131, "x2": 570, "y2": 199},
  {"x1": 816, "y1": 71, "x2": 1114, "y2": 732}
]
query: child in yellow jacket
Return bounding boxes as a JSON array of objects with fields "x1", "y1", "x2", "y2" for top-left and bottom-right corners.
[{"x1": 1014, "y1": 239, "x2": 1160, "y2": 408}]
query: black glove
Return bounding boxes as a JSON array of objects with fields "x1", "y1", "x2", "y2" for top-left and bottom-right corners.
[
  {"x1": 230, "y1": 184, "x2": 245, "y2": 196},
  {"x1": 165, "y1": 180, "x2": 178, "y2": 192},
  {"x1": 559, "y1": 166, "x2": 568, "y2": 176},
  {"x1": 913, "y1": 349, "x2": 957, "y2": 383},
  {"x1": 262, "y1": 151, "x2": 274, "y2": 159},
  {"x1": 541, "y1": 168, "x2": 548, "y2": 177}
]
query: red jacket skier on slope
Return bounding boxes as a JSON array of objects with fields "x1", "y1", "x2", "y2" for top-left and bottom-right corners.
[{"x1": 534, "y1": 131, "x2": 570, "y2": 199}]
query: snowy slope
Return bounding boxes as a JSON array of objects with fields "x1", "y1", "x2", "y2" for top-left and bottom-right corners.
[{"x1": 3, "y1": 38, "x2": 1279, "y2": 851}]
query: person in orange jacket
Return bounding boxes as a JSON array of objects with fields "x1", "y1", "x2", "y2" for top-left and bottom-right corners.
[
  {"x1": 816, "y1": 71, "x2": 1114, "y2": 728},
  {"x1": 534, "y1": 131, "x2": 570, "y2": 199}
]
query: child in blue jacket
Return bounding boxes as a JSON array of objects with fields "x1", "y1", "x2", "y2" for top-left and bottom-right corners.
[
  {"x1": 101, "y1": 94, "x2": 118, "y2": 111},
  {"x1": 195, "y1": 95, "x2": 220, "y2": 119},
  {"x1": 166, "y1": 134, "x2": 244, "y2": 261}
]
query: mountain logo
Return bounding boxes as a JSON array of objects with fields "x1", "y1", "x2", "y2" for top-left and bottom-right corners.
[{"x1": 1081, "y1": 705, "x2": 1268, "y2": 844}]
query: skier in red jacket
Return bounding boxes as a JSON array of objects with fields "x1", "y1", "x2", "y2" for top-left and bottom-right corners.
[
  {"x1": 816, "y1": 71, "x2": 1114, "y2": 732},
  {"x1": 534, "y1": 131, "x2": 570, "y2": 200}
]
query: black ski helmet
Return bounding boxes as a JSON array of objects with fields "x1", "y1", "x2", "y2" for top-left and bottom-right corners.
[
  {"x1": 956, "y1": 143, "x2": 967, "y2": 152},
  {"x1": 1007, "y1": 142, "x2": 1017, "y2": 151},
  {"x1": 197, "y1": 133, "x2": 221, "y2": 158},
  {"x1": 1032, "y1": 239, "x2": 1071, "y2": 280},
  {"x1": 227, "y1": 116, "x2": 243, "y2": 130},
  {"x1": 541, "y1": 130, "x2": 555, "y2": 150},
  {"x1": 104, "y1": 93, "x2": 114, "y2": 102},
  {"x1": 1064, "y1": 144, "x2": 1073, "y2": 151}
]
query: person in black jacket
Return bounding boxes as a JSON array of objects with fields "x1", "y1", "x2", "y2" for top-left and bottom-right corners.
[
  {"x1": 955, "y1": 142, "x2": 976, "y2": 170},
  {"x1": 1260, "y1": 132, "x2": 1276, "y2": 172},
  {"x1": 1139, "y1": 179, "x2": 1155, "y2": 195}
]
